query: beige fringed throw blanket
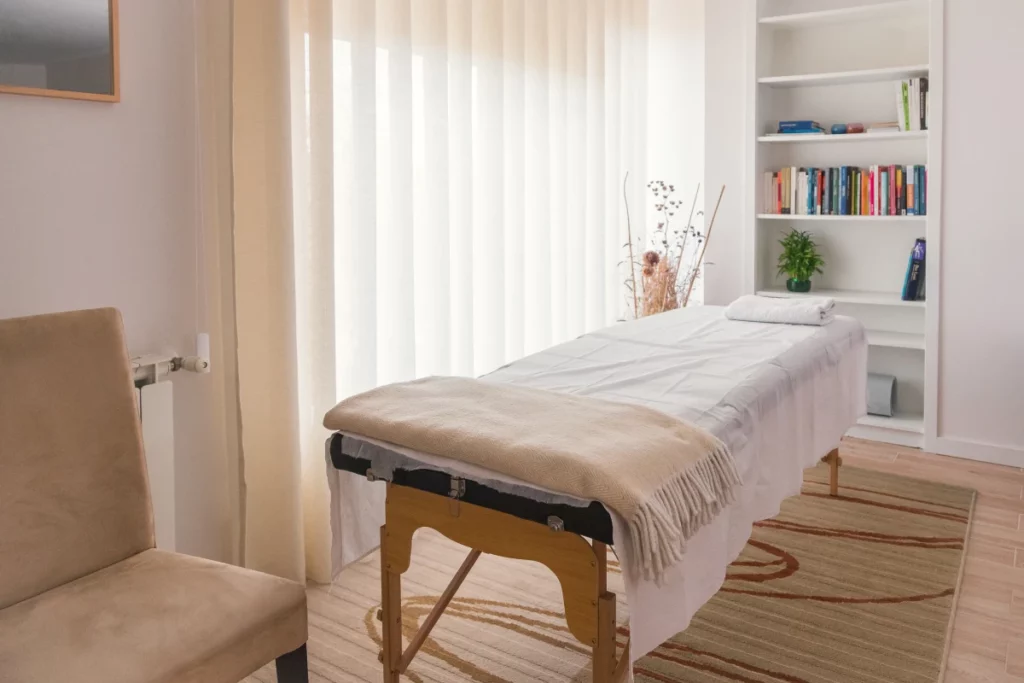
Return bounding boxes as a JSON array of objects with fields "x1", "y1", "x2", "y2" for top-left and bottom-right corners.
[{"x1": 323, "y1": 376, "x2": 740, "y2": 582}]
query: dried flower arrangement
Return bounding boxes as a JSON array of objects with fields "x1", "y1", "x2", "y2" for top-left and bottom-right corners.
[{"x1": 623, "y1": 174, "x2": 725, "y2": 318}]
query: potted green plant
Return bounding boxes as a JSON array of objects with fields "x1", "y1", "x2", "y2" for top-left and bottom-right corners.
[{"x1": 777, "y1": 229, "x2": 825, "y2": 293}]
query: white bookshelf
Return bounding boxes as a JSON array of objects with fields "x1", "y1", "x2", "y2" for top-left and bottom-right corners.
[{"x1": 748, "y1": 0, "x2": 942, "y2": 449}]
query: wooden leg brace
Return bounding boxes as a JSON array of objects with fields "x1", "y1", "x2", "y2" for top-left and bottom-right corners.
[{"x1": 378, "y1": 484, "x2": 631, "y2": 681}]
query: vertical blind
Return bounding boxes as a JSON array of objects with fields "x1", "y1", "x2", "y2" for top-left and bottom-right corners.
[{"x1": 291, "y1": 0, "x2": 651, "y2": 401}]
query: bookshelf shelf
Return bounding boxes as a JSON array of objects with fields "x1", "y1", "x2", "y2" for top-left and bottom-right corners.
[
  {"x1": 858, "y1": 413, "x2": 925, "y2": 434},
  {"x1": 757, "y1": 214, "x2": 926, "y2": 222},
  {"x1": 756, "y1": 288, "x2": 925, "y2": 308},
  {"x1": 758, "y1": 65, "x2": 929, "y2": 89},
  {"x1": 867, "y1": 330, "x2": 926, "y2": 350},
  {"x1": 759, "y1": 0, "x2": 927, "y2": 29},
  {"x1": 758, "y1": 131, "x2": 927, "y2": 144},
  {"x1": 849, "y1": 413, "x2": 926, "y2": 448}
]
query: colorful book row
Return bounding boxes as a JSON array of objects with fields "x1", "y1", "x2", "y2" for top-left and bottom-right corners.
[{"x1": 762, "y1": 165, "x2": 927, "y2": 216}]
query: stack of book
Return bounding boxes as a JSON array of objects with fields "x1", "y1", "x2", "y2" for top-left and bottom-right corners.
[
  {"x1": 769, "y1": 120, "x2": 826, "y2": 136},
  {"x1": 901, "y1": 238, "x2": 926, "y2": 301},
  {"x1": 896, "y1": 77, "x2": 929, "y2": 131},
  {"x1": 762, "y1": 165, "x2": 927, "y2": 216}
]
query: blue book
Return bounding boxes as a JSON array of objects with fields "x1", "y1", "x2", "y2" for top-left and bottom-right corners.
[
  {"x1": 901, "y1": 239, "x2": 926, "y2": 301},
  {"x1": 807, "y1": 167, "x2": 815, "y2": 214},
  {"x1": 839, "y1": 166, "x2": 849, "y2": 215},
  {"x1": 919, "y1": 166, "x2": 926, "y2": 215},
  {"x1": 824, "y1": 168, "x2": 831, "y2": 214},
  {"x1": 831, "y1": 168, "x2": 839, "y2": 215},
  {"x1": 881, "y1": 169, "x2": 889, "y2": 215},
  {"x1": 915, "y1": 165, "x2": 923, "y2": 215},
  {"x1": 918, "y1": 165, "x2": 924, "y2": 215},
  {"x1": 779, "y1": 120, "x2": 822, "y2": 130}
]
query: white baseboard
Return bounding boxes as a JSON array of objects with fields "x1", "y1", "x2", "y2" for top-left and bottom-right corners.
[{"x1": 927, "y1": 435, "x2": 1024, "y2": 469}]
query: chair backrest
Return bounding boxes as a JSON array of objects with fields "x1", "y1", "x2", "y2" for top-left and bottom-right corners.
[{"x1": 0, "y1": 308, "x2": 154, "y2": 609}]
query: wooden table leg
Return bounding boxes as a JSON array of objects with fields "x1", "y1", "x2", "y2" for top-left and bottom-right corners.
[
  {"x1": 827, "y1": 447, "x2": 840, "y2": 496},
  {"x1": 592, "y1": 541, "x2": 616, "y2": 683},
  {"x1": 595, "y1": 592, "x2": 617, "y2": 683},
  {"x1": 380, "y1": 525, "x2": 402, "y2": 683}
]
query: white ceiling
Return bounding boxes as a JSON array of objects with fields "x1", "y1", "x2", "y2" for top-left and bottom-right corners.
[{"x1": 0, "y1": 0, "x2": 111, "y2": 64}]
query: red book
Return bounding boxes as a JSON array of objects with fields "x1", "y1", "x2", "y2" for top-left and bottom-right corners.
[
  {"x1": 869, "y1": 167, "x2": 875, "y2": 215},
  {"x1": 817, "y1": 169, "x2": 824, "y2": 214}
]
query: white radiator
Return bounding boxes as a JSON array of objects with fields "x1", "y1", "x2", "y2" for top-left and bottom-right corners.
[
  {"x1": 137, "y1": 381, "x2": 176, "y2": 551},
  {"x1": 131, "y1": 346, "x2": 210, "y2": 552}
]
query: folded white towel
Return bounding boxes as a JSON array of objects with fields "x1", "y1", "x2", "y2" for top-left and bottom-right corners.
[{"x1": 724, "y1": 294, "x2": 835, "y2": 326}]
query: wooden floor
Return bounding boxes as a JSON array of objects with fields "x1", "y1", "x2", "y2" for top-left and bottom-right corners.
[
  {"x1": 260, "y1": 437, "x2": 1023, "y2": 683},
  {"x1": 838, "y1": 437, "x2": 1024, "y2": 682}
]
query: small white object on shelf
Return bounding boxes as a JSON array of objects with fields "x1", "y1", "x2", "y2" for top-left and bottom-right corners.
[
  {"x1": 756, "y1": 288, "x2": 925, "y2": 308},
  {"x1": 758, "y1": 65, "x2": 929, "y2": 89}
]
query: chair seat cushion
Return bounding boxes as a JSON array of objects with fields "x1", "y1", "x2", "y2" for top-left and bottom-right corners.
[{"x1": 0, "y1": 549, "x2": 307, "y2": 683}]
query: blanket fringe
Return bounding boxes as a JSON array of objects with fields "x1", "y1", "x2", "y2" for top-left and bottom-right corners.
[{"x1": 627, "y1": 443, "x2": 741, "y2": 583}]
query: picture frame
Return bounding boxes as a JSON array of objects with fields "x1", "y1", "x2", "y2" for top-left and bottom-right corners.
[{"x1": 0, "y1": 0, "x2": 120, "y2": 103}]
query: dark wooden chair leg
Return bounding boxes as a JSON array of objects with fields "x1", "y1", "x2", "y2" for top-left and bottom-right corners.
[{"x1": 276, "y1": 644, "x2": 309, "y2": 683}]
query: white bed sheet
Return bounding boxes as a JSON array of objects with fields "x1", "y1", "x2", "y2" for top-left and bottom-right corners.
[{"x1": 327, "y1": 306, "x2": 867, "y2": 664}]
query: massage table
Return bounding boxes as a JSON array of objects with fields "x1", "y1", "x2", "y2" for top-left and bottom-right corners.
[{"x1": 326, "y1": 305, "x2": 867, "y2": 682}]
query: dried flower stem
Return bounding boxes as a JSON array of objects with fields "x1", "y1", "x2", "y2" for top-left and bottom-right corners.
[
  {"x1": 681, "y1": 185, "x2": 725, "y2": 308},
  {"x1": 663, "y1": 182, "x2": 701, "y2": 312},
  {"x1": 624, "y1": 172, "x2": 640, "y2": 319}
]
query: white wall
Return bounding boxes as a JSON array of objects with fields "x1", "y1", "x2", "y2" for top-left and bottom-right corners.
[
  {"x1": 703, "y1": 0, "x2": 749, "y2": 305},
  {"x1": 648, "y1": 0, "x2": 707, "y2": 302},
  {"x1": 704, "y1": 0, "x2": 1024, "y2": 465},
  {"x1": 0, "y1": 1, "x2": 233, "y2": 559},
  {"x1": 648, "y1": 0, "x2": 705, "y2": 194},
  {"x1": 935, "y1": 0, "x2": 1024, "y2": 461}
]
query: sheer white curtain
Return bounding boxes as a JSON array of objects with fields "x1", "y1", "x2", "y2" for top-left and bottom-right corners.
[
  {"x1": 290, "y1": 0, "x2": 654, "y2": 573},
  {"x1": 232, "y1": 0, "x2": 653, "y2": 582},
  {"x1": 295, "y1": 0, "x2": 650, "y2": 395}
]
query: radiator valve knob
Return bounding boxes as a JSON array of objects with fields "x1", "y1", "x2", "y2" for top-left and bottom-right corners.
[{"x1": 177, "y1": 355, "x2": 210, "y2": 373}]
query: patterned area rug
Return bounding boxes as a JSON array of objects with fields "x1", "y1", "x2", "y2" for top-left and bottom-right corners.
[{"x1": 245, "y1": 465, "x2": 974, "y2": 683}]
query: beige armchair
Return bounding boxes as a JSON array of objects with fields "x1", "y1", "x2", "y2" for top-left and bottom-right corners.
[{"x1": 0, "y1": 308, "x2": 308, "y2": 683}]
